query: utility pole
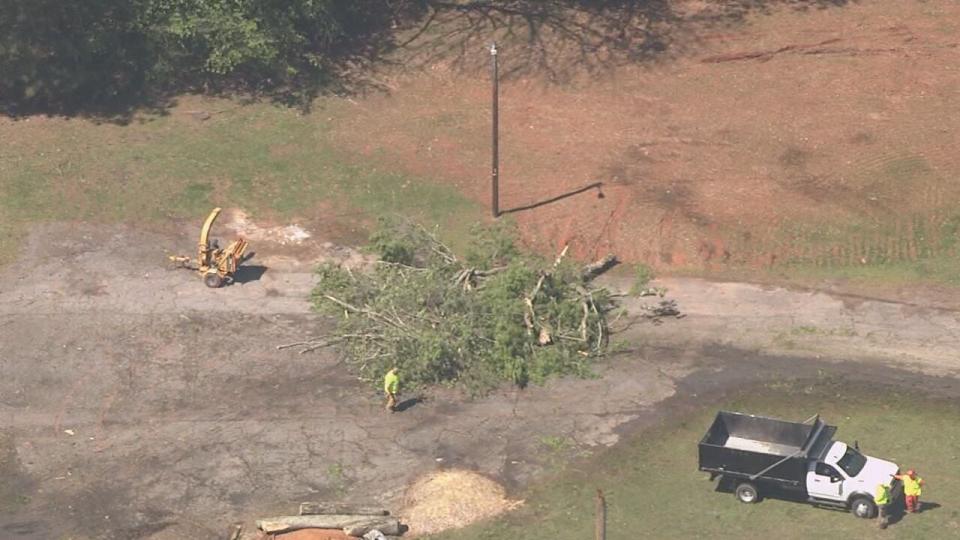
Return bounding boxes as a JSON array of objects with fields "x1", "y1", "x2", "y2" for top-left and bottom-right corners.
[{"x1": 490, "y1": 41, "x2": 500, "y2": 218}]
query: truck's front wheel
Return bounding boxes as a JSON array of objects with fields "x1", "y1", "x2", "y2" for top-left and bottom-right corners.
[
  {"x1": 735, "y1": 482, "x2": 759, "y2": 504},
  {"x1": 850, "y1": 496, "x2": 876, "y2": 518}
]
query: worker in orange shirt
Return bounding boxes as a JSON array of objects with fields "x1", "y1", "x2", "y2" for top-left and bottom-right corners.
[{"x1": 895, "y1": 469, "x2": 925, "y2": 513}]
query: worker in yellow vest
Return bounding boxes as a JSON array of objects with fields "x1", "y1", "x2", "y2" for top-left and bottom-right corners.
[
  {"x1": 874, "y1": 480, "x2": 892, "y2": 529},
  {"x1": 384, "y1": 367, "x2": 400, "y2": 412},
  {"x1": 895, "y1": 469, "x2": 925, "y2": 513}
]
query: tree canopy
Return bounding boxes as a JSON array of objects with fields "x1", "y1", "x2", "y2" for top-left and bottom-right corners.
[{"x1": 0, "y1": 0, "x2": 417, "y2": 113}]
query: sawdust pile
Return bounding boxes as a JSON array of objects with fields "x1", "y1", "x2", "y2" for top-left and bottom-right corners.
[{"x1": 402, "y1": 470, "x2": 523, "y2": 536}]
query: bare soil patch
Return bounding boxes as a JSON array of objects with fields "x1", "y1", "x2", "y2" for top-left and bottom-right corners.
[
  {"x1": 1, "y1": 222, "x2": 959, "y2": 538},
  {"x1": 329, "y1": 0, "x2": 960, "y2": 276},
  {"x1": 0, "y1": 223, "x2": 674, "y2": 539}
]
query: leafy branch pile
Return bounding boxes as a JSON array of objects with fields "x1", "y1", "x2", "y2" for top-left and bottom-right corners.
[{"x1": 289, "y1": 220, "x2": 619, "y2": 394}]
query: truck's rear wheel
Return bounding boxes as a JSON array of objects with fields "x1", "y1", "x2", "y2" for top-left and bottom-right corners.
[
  {"x1": 735, "y1": 482, "x2": 759, "y2": 504},
  {"x1": 204, "y1": 272, "x2": 223, "y2": 288},
  {"x1": 850, "y1": 496, "x2": 876, "y2": 518}
]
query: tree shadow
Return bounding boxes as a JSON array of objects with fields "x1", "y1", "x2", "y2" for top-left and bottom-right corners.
[
  {"x1": 502, "y1": 181, "x2": 604, "y2": 215},
  {"x1": 1, "y1": 1, "x2": 855, "y2": 120},
  {"x1": 0, "y1": 1, "x2": 427, "y2": 122},
  {"x1": 398, "y1": 0, "x2": 856, "y2": 83}
]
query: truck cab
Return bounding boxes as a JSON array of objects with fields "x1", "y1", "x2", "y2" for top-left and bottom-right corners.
[{"x1": 805, "y1": 441, "x2": 899, "y2": 516}]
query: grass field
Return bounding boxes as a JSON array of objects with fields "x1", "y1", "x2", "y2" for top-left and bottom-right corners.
[
  {"x1": 4, "y1": 1, "x2": 960, "y2": 296},
  {"x1": 0, "y1": 97, "x2": 483, "y2": 264},
  {"x1": 433, "y1": 377, "x2": 960, "y2": 540}
]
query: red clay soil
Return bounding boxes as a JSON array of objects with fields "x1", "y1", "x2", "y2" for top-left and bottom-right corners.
[{"x1": 329, "y1": 0, "x2": 960, "y2": 271}]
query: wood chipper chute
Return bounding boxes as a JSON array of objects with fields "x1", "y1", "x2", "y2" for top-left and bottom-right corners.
[{"x1": 169, "y1": 207, "x2": 249, "y2": 288}]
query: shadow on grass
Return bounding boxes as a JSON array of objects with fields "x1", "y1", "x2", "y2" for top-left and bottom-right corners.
[
  {"x1": 400, "y1": 0, "x2": 856, "y2": 82},
  {"x1": 2, "y1": 1, "x2": 855, "y2": 122},
  {"x1": 887, "y1": 500, "x2": 941, "y2": 527},
  {"x1": 714, "y1": 475, "x2": 943, "y2": 528}
]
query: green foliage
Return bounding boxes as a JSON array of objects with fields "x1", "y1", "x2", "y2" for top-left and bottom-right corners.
[
  {"x1": 464, "y1": 220, "x2": 521, "y2": 268},
  {"x1": 312, "y1": 220, "x2": 615, "y2": 394},
  {"x1": 630, "y1": 263, "x2": 654, "y2": 295},
  {"x1": 0, "y1": 0, "x2": 421, "y2": 112},
  {"x1": 368, "y1": 216, "x2": 449, "y2": 267},
  {"x1": 0, "y1": 1, "x2": 151, "y2": 110}
]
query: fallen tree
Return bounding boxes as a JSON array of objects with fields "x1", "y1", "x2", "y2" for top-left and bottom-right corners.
[{"x1": 287, "y1": 219, "x2": 618, "y2": 394}]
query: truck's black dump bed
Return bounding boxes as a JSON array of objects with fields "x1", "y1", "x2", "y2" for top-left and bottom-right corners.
[{"x1": 698, "y1": 411, "x2": 836, "y2": 485}]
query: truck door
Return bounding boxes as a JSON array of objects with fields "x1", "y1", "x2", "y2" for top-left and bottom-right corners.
[{"x1": 806, "y1": 462, "x2": 844, "y2": 500}]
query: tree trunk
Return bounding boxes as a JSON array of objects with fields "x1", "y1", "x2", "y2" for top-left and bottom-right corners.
[
  {"x1": 256, "y1": 515, "x2": 400, "y2": 535},
  {"x1": 582, "y1": 254, "x2": 618, "y2": 280},
  {"x1": 298, "y1": 502, "x2": 390, "y2": 516}
]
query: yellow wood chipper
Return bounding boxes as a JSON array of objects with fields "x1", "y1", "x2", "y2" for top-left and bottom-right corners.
[{"x1": 169, "y1": 207, "x2": 249, "y2": 288}]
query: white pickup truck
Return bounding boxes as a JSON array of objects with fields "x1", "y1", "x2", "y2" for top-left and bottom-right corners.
[{"x1": 698, "y1": 411, "x2": 900, "y2": 518}]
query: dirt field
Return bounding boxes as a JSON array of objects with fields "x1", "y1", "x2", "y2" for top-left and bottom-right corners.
[
  {"x1": 2, "y1": 220, "x2": 960, "y2": 539},
  {"x1": 0, "y1": 222, "x2": 683, "y2": 539},
  {"x1": 329, "y1": 0, "x2": 960, "y2": 274}
]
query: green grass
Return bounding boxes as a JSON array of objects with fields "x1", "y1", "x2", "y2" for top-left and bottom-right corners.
[
  {"x1": 326, "y1": 462, "x2": 348, "y2": 497},
  {"x1": 435, "y1": 377, "x2": 960, "y2": 540},
  {"x1": 688, "y1": 150, "x2": 960, "y2": 288},
  {"x1": 688, "y1": 207, "x2": 960, "y2": 289},
  {"x1": 0, "y1": 98, "x2": 483, "y2": 265},
  {"x1": 777, "y1": 257, "x2": 960, "y2": 287}
]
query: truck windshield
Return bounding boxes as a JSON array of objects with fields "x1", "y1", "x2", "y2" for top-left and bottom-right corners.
[{"x1": 836, "y1": 447, "x2": 867, "y2": 477}]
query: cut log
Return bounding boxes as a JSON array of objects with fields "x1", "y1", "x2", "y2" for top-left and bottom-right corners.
[
  {"x1": 581, "y1": 254, "x2": 618, "y2": 280},
  {"x1": 277, "y1": 530, "x2": 353, "y2": 540},
  {"x1": 344, "y1": 520, "x2": 402, "y2": 537},
  {"x1": 257, "y1": 515, "x2": 400, "y2": 536},
  {"x1": 298, "y1": 502, "x2": 390, "y2": 516}
]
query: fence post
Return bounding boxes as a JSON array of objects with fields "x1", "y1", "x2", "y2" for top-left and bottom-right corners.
[{"x1": 595, "y1": 488, "x2": 606, "y2": 540}]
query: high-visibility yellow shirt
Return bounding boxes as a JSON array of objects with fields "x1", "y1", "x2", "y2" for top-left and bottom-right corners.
[
  {"x1": 875, "y1": 484, "x2": 891, "y2": 505},
  {"x1": 384, "y1": 371, "x2": 399, "y2": 394},
  {"x1": 902, "y1": 476, "x2": 923, "y2": 496}
]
